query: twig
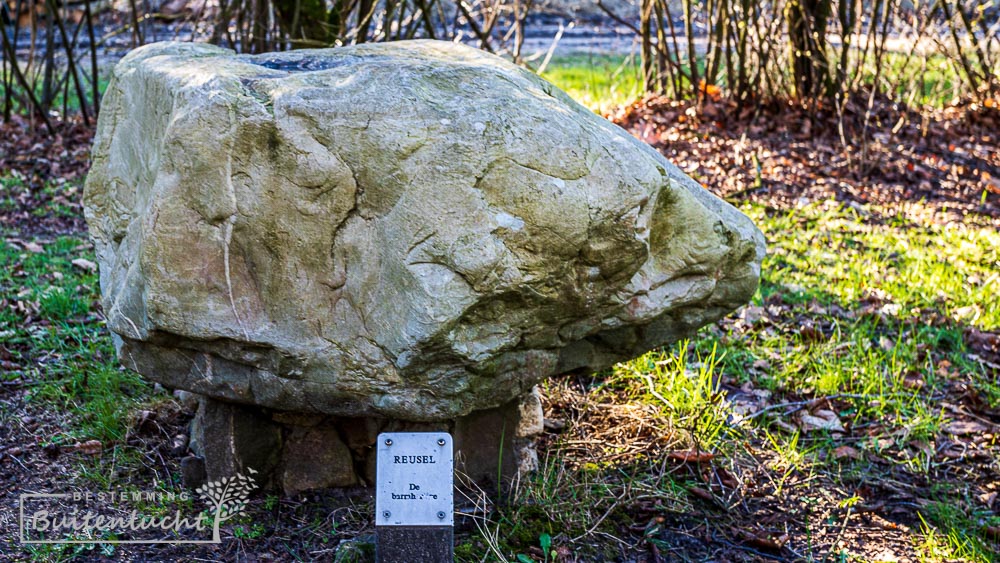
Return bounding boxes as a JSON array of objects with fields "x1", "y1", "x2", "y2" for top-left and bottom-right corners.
[
  {"x1": 632, "y1": 367, "x2": 674, "y2": 411},
  {"x1": 570, "y1": 488, "x2": 627, "y2": 542},
  {"x1": 6, "y1": 452, "x2": 30, "y2": 471},
  {"x1": 534, "y1": 21, "x2": 565, "y2": 76},
  {"x1": 0, "y1": 23, "x2": 54, "y2": 133},
  {"x1": 455, "y1": 0, "x2": 493, "y2": 52},
  {"x1": 821, "y1": 504, "x2": 854, "y2": 563},
  {"x1": 745, "y1": 393, "x2": 906, "y2": 420},
  {"x1": 596, "y1": 0, "x2": 641, "y2": 35}
]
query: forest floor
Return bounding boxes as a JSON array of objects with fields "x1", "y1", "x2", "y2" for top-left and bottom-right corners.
[{"x1": 1, "y1": 71, "x2": 999, "y2": 562}]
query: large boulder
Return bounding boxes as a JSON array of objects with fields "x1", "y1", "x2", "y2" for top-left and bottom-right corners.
[{"x1": 85, "y1": 40, "x2": 765, "y2": 422}]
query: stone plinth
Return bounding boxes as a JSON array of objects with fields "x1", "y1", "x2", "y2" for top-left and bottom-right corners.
[{"x1": 186, "y1": 389, "x2": 544, "y2": 495}]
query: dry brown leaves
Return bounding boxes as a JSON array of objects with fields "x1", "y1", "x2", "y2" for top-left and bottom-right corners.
[
  {"x1": 608, "y1": 92, "x2": 1000, "y2": 228},
  {"x1": 0, "y1": 115, "x2": 93, "y2": 234}
]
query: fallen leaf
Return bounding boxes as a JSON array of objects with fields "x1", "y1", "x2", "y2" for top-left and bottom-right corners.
[
  {"x1": 668, "y1": 450, "x2": 716, "y2": 463},
  {"x1": 799, "y1": 323, "x2": 826, "y2": 343},
  {"x1": 877, "y1": 303, "x2": 902, "y2": 318},
  {"x1": 23, "y1": 241, "x2": 44, "y2": 253},
  {"x1": 75, "y1": 440, "x2": 102, "y2": 455},
  {"x1": 902, "y1": 373, "x2": 925, "y2": 390},
  {"x1": 686, "y1": 486, "x2": 714, "y2": 501},
  {"x1": 909, "y1": 440, "x2": 934, "y2": 457},
  {"x1": 740, "y1": 305, "x2": 766, "y2": 325},
  {"x1": 833, "y1": 445, "x2": 860, "y2": 460},
  {"x1": 943, "y1": 420, "x2": 989, "y2": 435},
  {"x1": 985, "y1": 176, "x2": 1000, "y2": 195},
  {"x1": 43, "y1": 443, "x2": 61, "y2": 459},
  {"x1": 953, "y1": 305, "x2": 981, "y2": 323},
  {"x1": 798, "y1": 409, "x2": 845, "y2": 432},
  {"x1": 739, "y1": 529, "x2": 789, "y2": 551},
  {"x1": 716, "y1": 466, "x2": 739, "y2": 488},
  {"x1": 543, "y1": 419, "x2": 566, "y2": 432},
  {"x1": 978, "y1": 491, "x2": 997, "y2": 509},
  {"x1": 774, "y1": 420, "x2": 799, "y2": 434},
  {"x1": 71, "y1": 258, "x2": 97, "y2": 272},
  {"x1": 869, "y1": 549, "x2": 901, "y2": 562}
]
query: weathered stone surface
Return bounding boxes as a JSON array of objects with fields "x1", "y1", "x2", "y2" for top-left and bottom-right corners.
[
  {"x1": 515, "y1": 387, "x2": 544, "y2": 438},
  {"x1": 452, "y1": 397, "x2": 524, "y2": 489},
  {"x1": 173, "y1": 389, "x2": 200, "y2": 412},
  {"x1": 180, "y1": 455, "x2": 207, "y2": 488},
  {"x1": 191, "y1": 399, "x2": 282, "y2": 485},
  {"x1": 280, "y1": 425, "x2": 359, "y2": 493},
  {"x1": 85, "y1": 40, "x2": 765, "y2": 422}
]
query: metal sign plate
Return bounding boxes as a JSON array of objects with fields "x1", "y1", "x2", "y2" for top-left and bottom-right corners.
[{"x1": 375, "y1": 432, "x2": 453, "y2": 527}]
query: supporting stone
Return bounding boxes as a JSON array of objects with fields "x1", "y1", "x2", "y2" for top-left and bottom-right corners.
[
  {"x1": 190, "y1": 398, "x2": 283, "y2": 488},
  {"x1": 280, "y1": 424, "x2": 359, "y2": 493},
  {"x1": 179, "y1": 455, "x2": 207, "y2": 489},
  {"x1": 452, "y1": 386, "x2": 544, "y2": 492},
  {"x1": 188, "y1": 388, "x2": 545, "y2": 495}
]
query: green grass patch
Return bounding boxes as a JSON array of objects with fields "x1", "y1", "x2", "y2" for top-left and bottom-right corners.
[
  {"x1": 1, "y1": 236, "x2": 151, "y2": 445},
  {"x1": 752, "y1": 204, "x2": 999, "y2": 330},
  {"x1": 0, "y1": 71, "x2": 109, "y2": 117},
  {"x1": 916, "y1": 507, "x2": 997, "y2": 563},
  {"x1": 539, "y1": 48, "x2": 973, "y2": 109},
  {"x1": 539, "y1": 54, "x2": 643, "y2": 113},
  {"x1": 614, "y1": 342, "x2": 731, "y2": 450}
]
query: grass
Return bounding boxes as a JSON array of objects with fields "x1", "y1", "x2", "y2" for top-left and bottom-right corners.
[
  {"x1": 918, "y1": 497, "x2": 1000, "y2": 561},
  {"x1": 863, "y1": 51, "x2": 966, "y2": 108},
  {"x1": 0, "y1": 237, "x2": 150, "y2": 446},
  {"x1": 617, "y1": 342, "x2": 731, "y2": 450},
  {"x1": 540, "y1": 54, "x2": 644, "y2": 113},
  {"x1": 5, "y1": 175, "x2": 997, "y2": 562},
  {"x1": 751, "y1": 205, "x2": 1000, "y2": 330}
]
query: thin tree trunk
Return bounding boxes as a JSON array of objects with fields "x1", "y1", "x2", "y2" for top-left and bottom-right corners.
[
  {"x1": 682, "y1": 0, "x2": 698, "y2": 100},
  {"x1": 640, "y1": 0, "x2": 653, "y2": 92}
]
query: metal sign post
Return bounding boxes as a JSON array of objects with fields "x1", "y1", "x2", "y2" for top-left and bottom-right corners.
[{"x1": 375, "y1": 432, "x2": 454, "y2": 562}]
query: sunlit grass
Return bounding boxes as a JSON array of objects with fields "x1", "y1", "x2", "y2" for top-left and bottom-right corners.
[
  {"x1": 915, "y1": 511, "x2": 995, "y2": 563},
  {"x1": 747, "y1": 204, "x2": 1000, "y2": 331},
  {"x1": 540, "y1": 54, "x2": 643, "y2": 113},
  {"x1": 616, "y1": 342, "x2": 731, "y2": 451},
  {"x1": 540, "y1": 49, "x2": 970, "y2": 110}
]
